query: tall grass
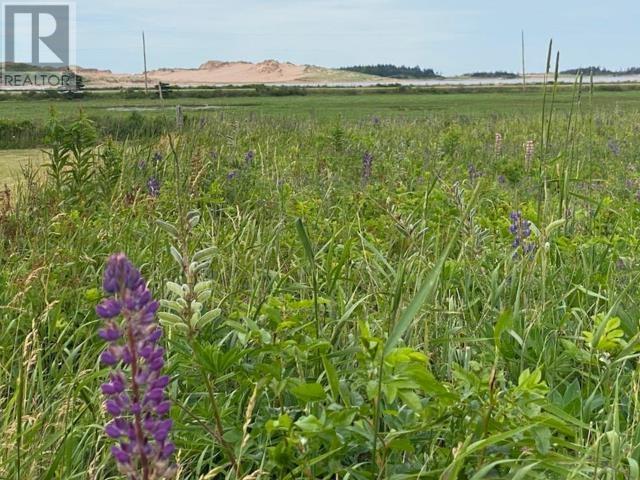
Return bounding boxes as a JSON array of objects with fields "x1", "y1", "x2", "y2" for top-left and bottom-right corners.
[{"x1": 1, "y1": 91, "x2": 640, "y2": 478}]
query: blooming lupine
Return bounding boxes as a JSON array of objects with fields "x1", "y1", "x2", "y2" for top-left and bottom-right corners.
[
  {"x1": 468, "y1": 164, "x2": 482, "y2": 183},
  {"x1": 97, "y1": 254, "x2": 175, "y2": 479},
  {"x1": 147, "y1": 177, "x2": 160, "y2": 197},
  {"x1": 152, "y1": 152, "x2": 163, "y2": 164},
  {"x1": 524, "y1": 140, "x2": 535, "y2": 169},
  {"x1": 244, "y1": 150, "x2": 255, "y2": 165},
  {"x1": 495, "y1": 133, "x2": 503, "y2": 155},
  {"x1": 362, "y1": 152, "x2": 373, "y2": 184},
  {"x1": 509, "y1": 211, "x2": 534, "y2": 256},
  {"x1": 608, "y1": 139, "x2": 621, "y2": 156}
]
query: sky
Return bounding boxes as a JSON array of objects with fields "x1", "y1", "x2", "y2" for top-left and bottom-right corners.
[{"x1": 73, "y1": 0, "x2": 640, "y2": 75}]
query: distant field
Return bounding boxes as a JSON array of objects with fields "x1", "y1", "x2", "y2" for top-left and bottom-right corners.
[
  {"x1": 3, "y1": 87, "x2": 640, "y2": 179},
  {"x1": 2, "y1": 88, "x2": 640, "y2": 122},
  {"x1": 0, "y1": 149, "x2": 45, "y2": 184}
]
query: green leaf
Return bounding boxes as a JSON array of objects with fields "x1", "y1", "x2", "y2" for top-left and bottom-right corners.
[
  {"x1": 289, "y1": 382, "x2": 326, "y2": 402},
  {"x1": 295, "y1": 218, "x2": 315, "y2": 265},
  {"x1": 493, "y1": 309, "x2": 513, "y2": 349},
  {"x1": 321, "y1": 355, "x2": 340, "y2": 401}
]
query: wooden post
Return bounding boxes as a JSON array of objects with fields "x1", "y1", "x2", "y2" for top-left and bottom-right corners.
[
  {"x1": 521, "y1": 30, "x2": 526, "y2": 92},
  {"x1": 142, "y1": 31, "x2": 149, "y2": 95},
  {"x1": 176, "y1": 105, "x2": 184, "y2": 129}
]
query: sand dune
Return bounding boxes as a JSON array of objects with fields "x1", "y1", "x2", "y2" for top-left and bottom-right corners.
[
  {"x1": 78, "y1": 59, "x2": 376, "y2": 87},
  {"x1": 150, "y1": 60, "x2": 309, "y2": 84}
]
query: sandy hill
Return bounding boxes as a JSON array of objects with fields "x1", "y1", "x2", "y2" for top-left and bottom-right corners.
[{"x1": 78, "y1": 59, "x2": 381, "y2": 87}]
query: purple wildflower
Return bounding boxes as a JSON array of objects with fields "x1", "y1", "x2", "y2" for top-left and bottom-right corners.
[
  {"x1": 468, "y1": 164, "x2": 482, "y2": 183},
  {"x1": 97, "y1": 254, "x2": 175, "y2": 479},
  {"x1": 362, "y1": 152, "x2": 373, "y2": 185},
  {"x1": 509, "y1": 211, "x2": 534, "y2": 257},
  {"x1": 152, "y1": 152, "x2": 163, "y2": 164},
  {"x1": 244, "y1": 150, "x2": 255, "y2": 165},
  {"x1": 608, "y1": 139, "x2": 620, "y2": 156},
  {"x1": 498, "y1": 175, "x2": 506, "y2": 185},
  {"x1": 226, "y1": 171, "x2": 237, "y2": 181},
  {"x1": 147, "y1": 177, "x2": 160, "y2": 197}
]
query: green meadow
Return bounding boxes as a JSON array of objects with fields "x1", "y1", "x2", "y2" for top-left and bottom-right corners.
[{"x1": 3, "y1": 84, "x2": 640, "y2": 478}]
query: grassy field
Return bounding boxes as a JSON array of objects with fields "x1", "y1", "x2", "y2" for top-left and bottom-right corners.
[
  {"x1": 2, "y1": 87, "x2": 640, "y2": 121},
  {"x1": 3, "y1": 86, "x2": 640, "y2": 478},
  {"x1": 0, "y1": 149, "x2": 45, "y2": 184}
]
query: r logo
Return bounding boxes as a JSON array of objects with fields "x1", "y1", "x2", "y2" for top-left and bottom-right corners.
[{"x1": 3, "y1": 3, "x2": 73, "y2": 67}]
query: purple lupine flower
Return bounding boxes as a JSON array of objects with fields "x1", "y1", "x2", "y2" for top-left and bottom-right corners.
[
  {"x1": 498, "y1": 175, "x2": 506, "y2": 185},
  {"x1": 362, "y1": 152, "x2": 373, "y2": 185},
  {"x1": 244, "y1": 150, "x2": 255, "y2": 165},
  {"x1": 152, "y1": 152, "x2": 163, "y2": 164},
  {"x1": 608, "y1": 139, "x2": 620, "y2": 156},
  {"x1": 468, "y1": 164, "x2": 482, "y2": 183},
  {"x1": 147, "y1": 177, "x2": 160, "y2": 197},
  {"x1": 509, "y1": 211, "x2": 535, "y2": 257},
  {"x1": 97, "y1": 254, "x2": 176, "y2": 479},
  {"x1": 226, "y1": 171, "x2": 237, "y2": 181}
]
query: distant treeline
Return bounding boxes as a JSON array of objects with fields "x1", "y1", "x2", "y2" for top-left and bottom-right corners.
[
  {"x1": 339, "y1": 64, "x2": 441, "y2": 79},
  {"x1": 562, "y1": 66, "x2": 640, "y2": 75},
  {"x1": 465, "y1": 71, "x2": 519, "y2": 79}
]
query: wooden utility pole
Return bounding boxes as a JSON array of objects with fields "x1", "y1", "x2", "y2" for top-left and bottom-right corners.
[
  {"x1": 142, "y1": 31, "x2": 149, "y2": 94},
  {"x1": 521, "y1": 30, "x2": 526, "y2": 92}
]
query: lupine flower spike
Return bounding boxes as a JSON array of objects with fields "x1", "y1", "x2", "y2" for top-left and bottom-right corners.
[
  {"x1": 361, "y1": 152, "x2": 373, "y2": 184},
  {"x1": 608, "y1": 139, "x2": 620, "y2": 156},
  {"x1": 524, "y1": 140, "x2": 534, "y2": 170},
  {"x1": 495, "y1": 133, "x2": 503, "y2": 155},
  {"x1": 97, "y1": 253, "x2": 176, "y2": 479},
  {"x1": 147, "y1": 177, "x2": 160, "y2": 197},
  {"x1": 509, "y1": 211, "x2": 535, "y2": 257},
  {"x1": 468, "y1": 164, "x2": 482, "y2": 183}
]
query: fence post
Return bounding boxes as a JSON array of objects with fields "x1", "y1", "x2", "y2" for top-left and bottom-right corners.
[{"x1": 176, "y1": 105, "x2": 184, "y2": 129}]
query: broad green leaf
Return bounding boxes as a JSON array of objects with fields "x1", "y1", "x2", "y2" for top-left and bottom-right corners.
[{"x1": 289, "y1": 382, "x2": 326, "y2": 402}]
